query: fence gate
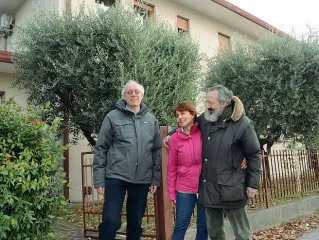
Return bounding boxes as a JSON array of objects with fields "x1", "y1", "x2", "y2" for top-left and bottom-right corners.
[{"x1": 81, "y1": 151, "x2": 159, "y2": 239}]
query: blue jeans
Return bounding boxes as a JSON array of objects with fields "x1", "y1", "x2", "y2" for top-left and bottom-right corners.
[
  {"x1": 172, "y1": 192, "x2": 208, "y2": 240},
  {"x1": 98, "y1": 178, "x2": 150, "y2": 240}
]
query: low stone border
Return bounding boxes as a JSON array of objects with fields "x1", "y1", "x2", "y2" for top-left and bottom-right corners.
[{"x1": 186, "y1": 194, "x2": 319, "y2": 239}]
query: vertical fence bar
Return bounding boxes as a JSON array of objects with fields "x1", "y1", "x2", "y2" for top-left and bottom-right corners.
[
  {"x1": 273, "y1": 150, "x2": 279, "y2": 199},
  {"x1": 81, "y1": 152, "x2": 88, "y2": 237},
  {"x1": 261, "y1": 151, "x2": 269, "y2": 208},
  {"x1": 267, "y1": 152, "x2": 273, "y2": 199},
  {"x1": 304, "y1": 151, "x2": 310, "y2": 192},
  {"x1": 308, "y1": 151, "x2": 313, "y2": 192},
  {"x1": 299, "y1": 151, "x2": 307, "y2": 195},
  {"x1": 275, "y1": 150, "x2": 281, "y2": 199},
  {"x1": 303, "y1": 150, "x2": 309, "y2": 193},
  {"x1": 286, "y1": 151, "x2": 293, "y2": 197},
  {"x1": 308, "y1": 151, "x2": 314, "y2": 191},
  {"x1": 279, "y1": 150, "x2": 286, "y2": 198},
  {"x1": 284, "y1": 150, "x2": 289, "y2": 197},
  {"x1": 259, "y1": 151, "x2": 266, "y2": 205},
  {"x1": 310, "y1": 151, "x2": 317, "y2": 190},
  {"x1": 269, "y1": 152, "x2": 276, "y2": 199},
  {"x1": 292, "y1": 150, "x2": 297, "y2": 195},
  {"x1": 315, "y1": 151, "x2": 319, "y2": 188}
]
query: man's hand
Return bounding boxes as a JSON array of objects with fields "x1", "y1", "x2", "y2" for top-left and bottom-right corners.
[
  {"x1": 96, "y1": 187, "x2": 105, "y2": 195},
  {"x1": 241, "y1": 158, "x2": 247, "y2": 169},
  {"x1": 149, "y1": 186, "x2": 158, "y2": 194},
  {"x1": 246, "y1": 187, "x2": 257, "y2": 199},
  {"x1": 163, "y1": 135, "x2": 170, "y2": 148},
  {"x1": 170, "y1": 200, "x2": 176, "y2": 208}
]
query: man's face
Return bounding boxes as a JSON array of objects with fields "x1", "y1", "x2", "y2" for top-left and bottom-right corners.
[
  {"x1": 206, "y1": 90, "x2": 222, "y2": 112},
  {"x1": 204, "y1": 90, "x2": 227, "y2": 122},
  {"x1": 124, "y1": 83, "x2": 144, "y2": 108}
]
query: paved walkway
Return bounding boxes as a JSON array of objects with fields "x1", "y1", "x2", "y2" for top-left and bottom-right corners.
[
  {"x1": 53, "y1": 218, "x2": 88, "y2": 240},
  {"x1": 298, "y1": 229, "x2": 319, "y2": 240},
  {"x1": 54, "y1": 217, "x2": 319, "y2": 240}
]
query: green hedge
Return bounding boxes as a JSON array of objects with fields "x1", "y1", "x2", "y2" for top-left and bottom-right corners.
[{"x1": 0, "y1": 99, "x2": 67, "y2": 240}]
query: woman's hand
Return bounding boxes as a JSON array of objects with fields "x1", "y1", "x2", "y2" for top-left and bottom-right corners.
[{"x1": 163, "y1": 135, "x2": 170, "y2": 148}]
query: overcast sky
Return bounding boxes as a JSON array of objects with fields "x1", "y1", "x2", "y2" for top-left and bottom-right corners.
[{"x1": 227, "y1": 0, "x2": 319, "y2": 36}]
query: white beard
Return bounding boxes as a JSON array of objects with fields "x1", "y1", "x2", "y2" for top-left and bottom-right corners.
[{"x1": 204, "y1": 107, "x2": 223, "y2": 122}]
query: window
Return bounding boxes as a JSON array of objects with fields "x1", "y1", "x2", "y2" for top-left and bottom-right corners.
[
  {"x1": 177, "y1": 16, "x2": 189, "y2": 33},
  {"x1": 218, "y1": 33, "x2": 231, "y2": 52},
  {"x1": 0, "y1": 91, "x2": 5, "y2": 102},
  {"x1": 96, "y1": 0, "x2": 115, "y2": 6},
  {"x1": 134, "y1": 0, "x2": 155, "y2": 23}
]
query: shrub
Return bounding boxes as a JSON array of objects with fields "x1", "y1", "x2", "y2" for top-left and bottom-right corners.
[
  {"x1": 0, "y1": 99, "x2": 67, "y2": 240},
  {"x1": 14, "y1": 6, "x2": 201, "y2": 146}
]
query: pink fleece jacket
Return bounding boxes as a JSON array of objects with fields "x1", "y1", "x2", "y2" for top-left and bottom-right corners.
[{"x1": 167, "y1": 122, "x2": 202, "y2": 201}]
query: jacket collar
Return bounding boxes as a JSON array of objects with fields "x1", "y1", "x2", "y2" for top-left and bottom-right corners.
[
  {"x1": 204, "y1": 95, "x2": 245, "y2": 126},
  {"x1": 115, "y1": 99, "x2": 148, "y2": 115},
  {"x1": 176, "y1": 122, "x2": 199, "y2": 139},
  {"x1": 230, "y1": 96, "x2": 245, "y2": 121}
]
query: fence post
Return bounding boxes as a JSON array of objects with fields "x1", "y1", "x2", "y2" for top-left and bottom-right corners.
[
  {"x1": 261, "y1": 151, "x2": 269, "y2": 208},
  {"x1": 292, "y1": 150, "x2": 302, "y2": 194},
  {"x1": 155, "y1": 126, "x2": 173, "y2": 240}
]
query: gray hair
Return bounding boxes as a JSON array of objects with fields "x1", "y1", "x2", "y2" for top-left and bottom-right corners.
[
  {"x1": 207, "y1": 85, "x2": 233, "y2": 104},
  {"x1": 121, "y1": 80, "x2": 145, "y2": 98}
]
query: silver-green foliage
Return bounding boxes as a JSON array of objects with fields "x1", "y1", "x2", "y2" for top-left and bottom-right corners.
[
  {"x1": 204, "y1": 34, "x2": 319, "y2": 148},
  {"x1": 14, "y1": 6, "x2": 201, "y2": 146}
]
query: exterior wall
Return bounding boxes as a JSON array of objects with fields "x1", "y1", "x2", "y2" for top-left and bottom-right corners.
[
  {"x1": 69, "y1": 136, "x2": 92, "y2": 201},
  {"x1": 123, "y1": 0, "x2": 257, "y2": 58},
  {"x1": 1, "y1": 0, "x2": 270, "y2": 201},
  {"x1": 0, "y1": 72, "x2": 28, "y2": 107},
  {"x1": 7, "y1": 0, "x2": 61, "y2": 52}
]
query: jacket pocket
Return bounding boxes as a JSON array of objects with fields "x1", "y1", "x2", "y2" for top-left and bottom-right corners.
[
  {"x1": 218, "y1": 171, "x2": 245, "y2": 202},
  {"x1": 114, "y1": 120, "x2": 135, "y2": 139}
]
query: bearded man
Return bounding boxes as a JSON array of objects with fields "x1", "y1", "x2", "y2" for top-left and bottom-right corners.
[{"x1": 165, "y1": 85, "x2": 261, "y2": 240}]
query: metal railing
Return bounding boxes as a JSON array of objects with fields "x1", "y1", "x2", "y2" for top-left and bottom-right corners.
[
  {"x1": 81, "y1": 149, "x2": 319, "y2": 239},
  {"x1": 81, "y1": 152, "x2": 159, "y2": 239},
  {"x1": 249, "y1": 150, "x2": 319, "y2": 209}
]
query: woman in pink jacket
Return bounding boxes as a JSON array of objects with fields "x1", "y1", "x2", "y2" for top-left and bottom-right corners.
[{"x1": 167, "y1": 102, "x2": 208, "y2": 240}]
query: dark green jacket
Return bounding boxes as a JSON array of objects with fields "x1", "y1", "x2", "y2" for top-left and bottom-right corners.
[
  {"x1": 93, "y1": 99, "x2": 162, "y2": 187},
  {"x1": 197, "y1": 96, "x2": 261, "y2": 209}
]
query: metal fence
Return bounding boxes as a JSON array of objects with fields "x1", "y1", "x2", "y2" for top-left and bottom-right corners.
[
  {"x1": 249, "y1": 150, "x2": 319, "y2": 209},
  {"x1": 81, "y1": 152, "x2": 159, "y2": 239},
  {"x1": 81, "y1": 150, "x2": 319, "y2": 239}
]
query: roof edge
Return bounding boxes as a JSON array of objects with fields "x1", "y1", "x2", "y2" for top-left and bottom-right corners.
[{"x1": 212, "y1": 0, "x2": 289, "y2": 37}]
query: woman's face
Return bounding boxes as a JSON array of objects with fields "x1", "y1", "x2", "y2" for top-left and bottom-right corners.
[{"x1": 175, "y1": 110, "x2": 194, "y2": 128}]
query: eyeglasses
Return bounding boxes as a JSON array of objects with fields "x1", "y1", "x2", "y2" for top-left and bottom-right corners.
[
  {"x1": 126, "y1": 89, "x2": 142, "y2": 96},
  {"x1": 206, "y1": 100, "x2": 215, "y2": 105}
]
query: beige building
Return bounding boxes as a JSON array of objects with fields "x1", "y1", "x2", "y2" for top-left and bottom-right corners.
[{"x1": 0, "y1": 0, "x2": 284, "y2": 201}]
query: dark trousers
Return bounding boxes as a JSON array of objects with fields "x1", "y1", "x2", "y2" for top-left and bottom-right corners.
[
  {"x1": 98, "y1": 178, "x2": 150, "y2": 240},
  {"x1": 172, "y1": 192, "x2": 208, "y2": 240},
  {"x1": 205, "y1": 206, "x2": 252, "y2": 240}
]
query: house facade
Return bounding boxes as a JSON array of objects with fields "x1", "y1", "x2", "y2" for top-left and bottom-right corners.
[{"x1": 0, "y1": 0, "x2": 283, "y2": 201}]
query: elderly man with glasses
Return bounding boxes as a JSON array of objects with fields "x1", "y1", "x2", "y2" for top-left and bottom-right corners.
[{"x1": 93, "y1": 80, "x2": 162, "y2": 240}]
